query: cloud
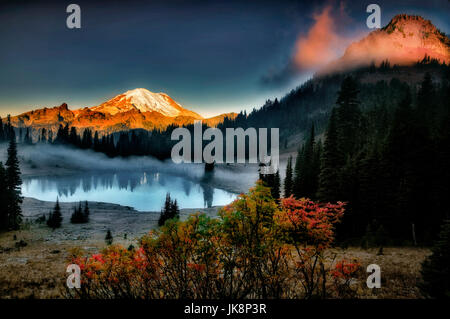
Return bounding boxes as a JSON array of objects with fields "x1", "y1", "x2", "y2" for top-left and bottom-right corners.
[
  {"x1": 293, "y1": 5, "x2": 340, "y2": 70},
  {"x1": 261, "y1": 2, "x2": 356, "y2": 87}
]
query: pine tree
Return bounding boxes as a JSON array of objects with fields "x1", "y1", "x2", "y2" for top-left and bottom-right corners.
[
  {"x1": 105, "y1": 229, "x2": 113, "y2": 245},
  {"x1": 416, "y1": 72, "x2": 435, "y2": 128},
  {"x1": 383, "y1": 90, "x2": 434, "y2": 241},
  {"x1": 70, "y1": 202, "x2": 83, "y2": 223},
  {"x1": 0, "y1": 162, "x2": 8, "y2": 230},
  {"x1": 272, "y1": 169, "x2": 280, "y2": 199},
  {"x1": 420, "y1": 220, "x2": 450, "y2": 298},
  {"x1": 54, "y1": 125, "x2": 63, "y2": 144},
  {"x1": 0, "y1": 116, "x2": 4, "y2": 142},
  {"x1": 158, "y1": 193, "x2": 180, "y2": 226},
  {"x1": 336, "y1": 76, "x2": 361, "y2": 157},
  {"x1": 170, "y1": 199, "x2": 180, "y2": 219},
  {"x1": 47, "y1": 198, "x2": 62, "y2": 229},
  {"x1": 93, "y1": 131, "x2": 100, "y2": 151},
  {"x1": 258, "y1": 161, "x2": 281, "y2": 199},
  {"x1": 69, "y1": 127, "x2": 79, "y2": 146},
  {"x1": 5, "y1": 131, "x2": 22, "y2": 230},
  {"x1": 159, "y1": 193, "x2": 173, "y2": 226},
  {"x1": 284, "y1": 156, "x2": 293, "y2": 197},
  {"x1": 70, "y1": 201, "x2": 89, "y2": 224},
  {"x1": 81, "y1": 129, "x2": 93, "y2": 149},
  {"x1": 293, "y1": 146, "x2": 304, "y2": 197},
  {"x1": 293, "y1": 124, "x2": 317, "y2": 199},
  {"x1": 317, "y1": 108, "x2": 341, "y2": 202}
]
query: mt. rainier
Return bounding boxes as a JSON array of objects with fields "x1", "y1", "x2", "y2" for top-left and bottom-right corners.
[
  {"x1": 91, "y1": 88, "x2": 203, "y2": 119},
  {"x1": 10, "y1": 89, "x2": 233, "y2": 133}
]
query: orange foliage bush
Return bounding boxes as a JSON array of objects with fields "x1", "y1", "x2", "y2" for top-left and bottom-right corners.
[{"x1": 67, "y1": 181, "x2": 356, "y2": 299}]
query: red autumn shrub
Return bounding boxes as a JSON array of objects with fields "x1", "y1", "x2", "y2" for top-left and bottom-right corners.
[
  {"x1": 67, "y1": 181, "x2": 357, "y2": 299},
  {"x1": 331, "y1": 259, "x2": 361, "y2": 298},
  {"x1": 276, "y1": 197, "x2": 345, "y2": 298}
]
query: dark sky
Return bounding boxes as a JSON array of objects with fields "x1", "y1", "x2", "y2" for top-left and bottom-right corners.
[{"x1": 0, "y1": 0, "x2": 448, "y2": 117}]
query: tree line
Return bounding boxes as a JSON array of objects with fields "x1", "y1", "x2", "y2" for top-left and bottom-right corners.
[{"x1": 27, "y1": 124, "x2": 177, "y2": 160}]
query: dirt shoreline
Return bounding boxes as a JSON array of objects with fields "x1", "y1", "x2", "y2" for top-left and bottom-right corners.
[
  {"x1": 0, "y1": 197, "x2": 223, "y2": 298},
  {"x1": 20, "y1": 197, "x2": 223, "y2": 241}
]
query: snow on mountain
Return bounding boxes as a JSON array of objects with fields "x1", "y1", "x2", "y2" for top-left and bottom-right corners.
[
  {"x1": 9, "y1": 88, "x2": 235, "y2": 133},
  {"x1": 91, "y1": 88, "x2": 203, "y2": 119}
]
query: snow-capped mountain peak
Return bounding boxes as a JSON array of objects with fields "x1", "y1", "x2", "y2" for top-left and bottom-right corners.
[
  {"x1": 122, "y1": 88, "x2": 182, "y2": 117},
  {"x1": 91, "y1": 88, "x2": 203, "y2": 119}
]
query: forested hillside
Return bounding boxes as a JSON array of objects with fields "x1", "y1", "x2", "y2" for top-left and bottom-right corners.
[
  {"x1": 221, "y1": 59, "x2": 449, "y2": 150},
  {"x1": 285, "y1": 61, "x2": 450, "y2": 245}
]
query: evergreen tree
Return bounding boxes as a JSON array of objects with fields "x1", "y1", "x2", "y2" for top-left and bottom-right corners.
[
  {"x1": 317, "y1": 108, "x2": 341, "y2": 202},
  {"x1": 0, "y1": 116, "x2": 4, "y2": 142},
  {"x1": 383, "y1": 90, "x2": 434, "y2": 241},
  {"x1": 293, "y1": 124, "x2": 318, "y2": 199},
  {"x1": 336, "y1": 76, "x2": 361, "y2": 157},
  {"x1": 93, "y1": 131, "x2": 100, "y2": 151},
  {"x1": 284, "y1": 156, "x2": 293, "y2": 197},
  {"x1": 293, "y1": 146, "x2": 304, "y2": 197},
  {"x1": 54, "y1": 124, "x2": 64, "y2": 144},
  {"x1": 70, "y1": 202, "x2": 84, "y2": 224},
  {"x1": 47, "y1": 198, "x2": 63, "y2": 229},
  {"x1": 5, "y1": 131, "x2": 22, "y2": 230},
  {"x1": 70, "y1": 201, "x2": 89, "y2": 224},
  {"x1": 258, "y1": 162, "x2": 280, "y2": 199},
  {"x1": 272, "y1": 169, "x2": 280, "y2": 199},
  {"x1": 0, "y1": 162, "x2": 8, "y2": 230},
  {"x1": 69, "y1": 127, "x2": 79, "y2": 146},
  {"x1": 416, "y1": 72, "x2": 436, "y2": 128},
  {"x1": 159, "y1": 193, "x2": 172, "y2": 226},
  {"x1": 170, "y1": 199, "x2": 180, "y2": 219},
  {"x1": 158, "y1": 193, "x2": 179, "y2": 226},
  {"x1": 81, "y1": 129, "x2": 93, "y2": 149},
  {"x1": 105, "y1": 229, "x2": 113, "y2": 245},
  {"x1": 420, "y1": 220, "x2": 450, "y2": 298}
]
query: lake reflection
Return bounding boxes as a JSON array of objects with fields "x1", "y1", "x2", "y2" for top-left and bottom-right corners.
[{"x1": 21, "y1": 171, "x2": 237, "y2": 211}]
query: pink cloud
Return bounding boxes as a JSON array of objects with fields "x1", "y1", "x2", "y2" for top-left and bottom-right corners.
[{"x1": 293, "y1": 5, "x2": 347, "y2": 70}]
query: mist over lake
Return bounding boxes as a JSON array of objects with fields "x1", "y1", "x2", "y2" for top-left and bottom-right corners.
[
  {"x1": 0, "y1": 143, "x2": 257, "y2": 211},
  {"x1": 21, "y1": 171, "x2": 237, "y2": 211}
]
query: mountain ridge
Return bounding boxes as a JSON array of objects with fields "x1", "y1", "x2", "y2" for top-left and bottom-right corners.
[
  {"x1": 10, "y1": 89, "x2": 235, "y2": 133},
  {"x1": 8, "y1": 14, "x2": 449, "y2": 137}
]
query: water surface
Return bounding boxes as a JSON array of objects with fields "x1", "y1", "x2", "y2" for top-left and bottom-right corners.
[{"x1": 21, "y1": 171, "x2": 237, "y2": 211}]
